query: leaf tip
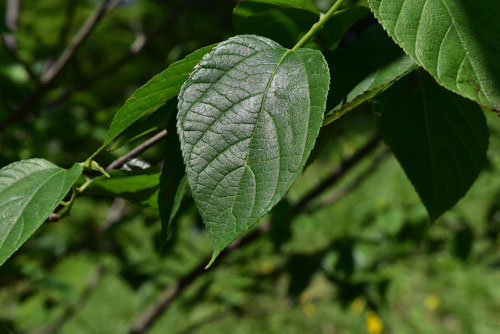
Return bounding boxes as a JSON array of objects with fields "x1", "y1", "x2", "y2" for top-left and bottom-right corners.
[{"x1": 205, "y1": 250, "x2": 221, "y2": 269}]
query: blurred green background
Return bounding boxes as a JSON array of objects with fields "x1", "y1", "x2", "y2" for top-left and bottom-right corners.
[{"x1": 0, "y1": 0, "x2": 499, "y2": 333}]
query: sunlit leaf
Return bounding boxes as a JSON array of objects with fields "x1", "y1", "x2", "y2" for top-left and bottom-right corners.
[
  {"x1": 0, "y1": 159, "x2": 82, "y2": 265},
  {"x1": 369, "y1": 0, "x2": 500, "y2": 111},
  {"x1": 178, "y1": 35, "x2": 330, "y2": 263}
]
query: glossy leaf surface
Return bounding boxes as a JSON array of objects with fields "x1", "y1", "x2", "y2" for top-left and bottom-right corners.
[
  {"x1": 177, "y1": 35, "x2": 330, "y2": 261},
  {"x1": 0, "y1": 159, "x2": 82, "y2": 265},
  {"x1": 369, "y1": 0, "x2": 500, "y2": 111}
]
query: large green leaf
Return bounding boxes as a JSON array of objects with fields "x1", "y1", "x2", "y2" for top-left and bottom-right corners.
[
  {"x1": 100, "y1": 44, "x2": 216, "y2": 149},
  {"x1": 378, "y1": 73, "x2": 489, "y2": 221},
  {"x1": 324, "y1": 25, "x2": 416, "y2": 125},
  {"x1": 86, "y1": 169, "x2": 160, "y2": 208},
  {"x1": 233, "y1": 0, "x2": 319, "y2": 48},
  {"x1": 0, "y1": 159, "x2": 82, "y2": 265},
  {"x1": 177, "y1": 35, "x2": 330, "y2": 263},
  {"x1": 369, "y1": 0, "x2": 500, "y2": 111}
]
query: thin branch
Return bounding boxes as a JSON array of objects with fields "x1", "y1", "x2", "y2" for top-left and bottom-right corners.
[
  {"x1": 2, "y1": 0, "x2": 20, "y2": 51},
  {"x1": 44, "y1": 0, "x2": 194, "y2": 110},
  {"x1": 126, "y1": 134, "x2": 383, "y2": 334},
  {"x1": 105, "y1": 129, "x2": 168, "y2": 172},
  {"x1": 52, "y1": 0, "x2": 80, "y2": 57},
  {"x1": 304, "y1": 149, "x2": 391, "y2": 213},
  {"x1": 0, "y1": 0, "x2": 118, "y2": 132},
  {"x1": 293, "y1": 134, "x2": 382, "y2": 212},
  {"x1": 29, "y1": 264, "x2": 104, "y2": 334},
  {"x1": 40, "y1": 0, "x2": 119, "y2": 85},
  {"x1": 1, "y1": 0, "x2": 39, "y2": 83}
]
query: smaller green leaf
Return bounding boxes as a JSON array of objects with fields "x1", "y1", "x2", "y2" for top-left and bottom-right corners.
[
  {"x1": 86, "y1": 169, "x2": 160, "y2": 208},
  {"x1": 378, "y1": 72, "x2": 489, "y2": 221},
  {"x1": 109, "y1": 100, "x2": 176, "y2": 151},
  {"x1": 0, "y1": 159, "x2": 82, "y2": 265},
  {"x1": 319, "y1": 6, "x2": 370, "y2": 51},
  {"x1": 324, "y1": 24, "x2": 416, "y2": 125},
  {"x1": 158, "y1": 122, "x2": 188, "y2": 248},
  {"x1": 233, "y1": 0, "x2": 319, "y2": 48},
  {"x1": 99, "y1": 44, "x2": 216, "y2": 151},
  {"x1": 160, "y1": 175, "x2": 188, "y2": 241}
]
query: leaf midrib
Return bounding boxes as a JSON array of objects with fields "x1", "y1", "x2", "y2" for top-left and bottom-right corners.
[{"x1": 1, "y1": 168, "x2": 65, "y2": 249}]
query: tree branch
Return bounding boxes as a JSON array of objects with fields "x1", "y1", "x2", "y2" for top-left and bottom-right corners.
[
  {"x1": 2, "y1": 0, "x2": 20, "y2": 51},
  {"x1": 0, "y1": 0, "x2": 118, "y2": 132},
  {"x1": 127, "y1": 134, "x2": 384, "y2": 334},
  {"x1": 0, "y1": 0, "x2": 39, "y2": 83},
  {"x1": 105, "y1": 129, "x2": 168, "y2": 172},
  {"x1": 40, "y1": 0, "x2": 119, "y2": 85},
  {"x1": 29, "y1": 264, "x2": 104, "y2": 334},
  {"x1": 293, "y1": 134, "x2": 382, "y2": 212},
  {"x1": 43, "y1": 0, "x2": 197, "y2": 110}
]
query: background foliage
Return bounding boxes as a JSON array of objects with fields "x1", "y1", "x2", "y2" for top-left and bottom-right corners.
[{"x1": 0, "y1": 0, "x2": 499, "y2": 333}]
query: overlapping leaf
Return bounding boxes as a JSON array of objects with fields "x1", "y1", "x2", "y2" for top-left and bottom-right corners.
[
  {"x1": 378, "y1": 73, "x2": 489, "y2": 220},
  {"x1": 0, "y1": 159, "x2": 82, "y2": 265},
  {"x1": 100, "y1": 44, "x2": 216, "y2": 149},
  {"x1": 233, "y1": 0, "x2": 319, "y2": 48},
  {"x1": 86, "y1": 169, "x2": 160, "y2": 208},
  {"x1": 320, "y1": 6, "x2": 370, "y2": 51},
  {"x1": 369, "y1": 0, "x2": 500, "y2": 111},
  {"x1": 324, "y1": 25, "x2": 416, "y2": 125},
  {"x1": 158, "y1": 122, "x2": 189, "y2": 245},
  {"x1": 177, "y1": 35, "x2": 330, "y2": 263}
]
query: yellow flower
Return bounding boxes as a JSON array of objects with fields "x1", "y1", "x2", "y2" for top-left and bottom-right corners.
[
  {"x1": 259, "y1": 260, "x2": 275, "y2": 275},
  {"x1": 350, "y1": 298, "x2": 366, "y2": 314},
  {"x1": 425, "y1": 294, "x2": 440, "y2": 311},
  {"x1": 365, "y1": 311, "x2": 383, "y2": 334},
  {"x1": 301, "y1": 301, "x2": 315, "y2": 316}
]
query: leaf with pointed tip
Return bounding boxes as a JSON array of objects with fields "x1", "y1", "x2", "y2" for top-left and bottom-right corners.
[
  {"x1": 324, "y1": 25, "x2": 416, "y2": 125},
  {"x1": 0, "y1": 159, "x2": 82, "y2": 265},
  {"x1": 369, "y1": 0, "x2": 500, "y2": 111},
  {"x1": 177, "y1": 35, "x2": 330, "y2": 263},
  {"x1": 378, "y1": 72, "x2": 489, "y2": 221},
  {"x1": 99, "y1": 44, "x2": 216, "y2": 150}
]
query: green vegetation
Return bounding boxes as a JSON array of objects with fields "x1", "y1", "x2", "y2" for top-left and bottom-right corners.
[{"x1": 0, "y1": 0, "x2": 498, "y2": 333}]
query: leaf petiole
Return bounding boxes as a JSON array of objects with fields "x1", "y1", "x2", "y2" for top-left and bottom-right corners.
[{"x1": 292, "y1": 0, "x2": 348, "y2": 51}]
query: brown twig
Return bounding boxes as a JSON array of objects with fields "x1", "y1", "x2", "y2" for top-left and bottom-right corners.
[
  {"x1": 1, "y1": 0, "x2": 39, "y2": 83},
  {"x1": 0, "y1": 0, "x2": 118, "y2": 132},
  {"x1": 105, "y1": 129, "x2": 168, "y2": 172},
  {"x1": 2, "y1": 0, "x2": 20, "y2": 51},
  {"x1": 43, "y1": 0, "x2": 195, "y2": 110},
  {"x1": 40, "y1": 0, "x2": 119, "y2": 85},
  {"x1": 45, "y1": 129, "x2": 167, "y2": 223},
  {"x1": 29, "y1": 264, "x2": 104, "y2": 334},
  {"x1": 293, "y1": 134, "x2": 382, "y2": 212},
  {"x1": 126, "y1": 134, "x2": 384, "y2": 334}
]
